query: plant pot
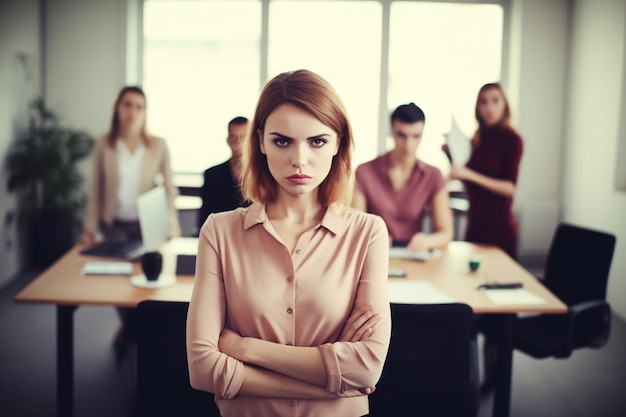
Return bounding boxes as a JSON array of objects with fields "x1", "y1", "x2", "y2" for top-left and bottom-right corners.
[{"x1": 31, "y1": 210, "x2": 77, "y2": 268}]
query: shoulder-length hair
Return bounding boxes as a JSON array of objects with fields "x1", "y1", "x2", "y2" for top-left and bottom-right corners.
[
  {"x1": 474, "y1": 83, "x2": 512, "y2": 142},
  {"x1": 106, "y1": 86, "x2": 153, "y2": 148},
  {"x1": 241, "y1": 69, "x2": 355, "y2": 206}
]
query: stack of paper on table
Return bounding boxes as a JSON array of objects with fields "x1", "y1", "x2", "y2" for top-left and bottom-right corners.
[
  {"x1": 389, "y1": 247, "x2": 442, "y2": 261},
  {"x1": 388, "y1": 280, "x2": 455, "y2": 304},
  {"x1": 483, "y1": 289, "x2": 546, "y2": 305},
  {"x1": 81, "y1": 261, "x2": 133, "y2": 276}
]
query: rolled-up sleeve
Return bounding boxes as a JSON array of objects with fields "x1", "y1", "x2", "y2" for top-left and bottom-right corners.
[
  {"x1": 318, "y1": 215, "x2": 391, "y2": 392},
  {"x1": 186, "y1": 215, "x2": 244, "y2": 399}
]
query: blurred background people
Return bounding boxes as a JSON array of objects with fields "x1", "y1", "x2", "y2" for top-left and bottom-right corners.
[
  {"x1": 196, "y1": 116, "x2": 250, "y2": 233},
  {"x1": 448, "y1": 83, "x2": 523, "y2": 259},
  {"x1": 353, "y1": 102, "x2": 453, "y2": 252}
]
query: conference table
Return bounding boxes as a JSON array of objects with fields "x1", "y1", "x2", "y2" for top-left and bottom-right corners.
[{"x1": 15, "y1": 238, "x2": 566, "y2": 417}]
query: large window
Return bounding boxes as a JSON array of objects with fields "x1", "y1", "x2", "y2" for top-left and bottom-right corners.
[
  {"x1": 388, "y1": 2, "x2": 503, "y2": 175},
  {"x1": 143, "y1": 0, "x2": 504, "y2": 175},
  {"x1": 143, "y1": 1, "x2": 261, "y2": 173}
]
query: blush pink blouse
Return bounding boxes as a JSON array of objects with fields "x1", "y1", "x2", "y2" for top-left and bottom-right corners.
[{"x1": 186, "y1": 204, "x2": 391, "y2": 417}]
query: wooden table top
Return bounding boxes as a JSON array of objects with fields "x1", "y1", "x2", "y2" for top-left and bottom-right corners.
[
  {"x1": 389, "y1": 242, "x2": 567, "y2": 314},
  {"x1": 15, "y1": 238, "x2": 566, "y2": 314}
]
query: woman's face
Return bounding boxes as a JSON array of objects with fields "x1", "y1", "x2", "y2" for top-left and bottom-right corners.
[
  {"x1": 117, "y1": 91, "x2": 146, "y2": 131},
  {"x1": 477, "y1": 88, "x2": 506, "y2": 127},
  {"x1": 259, "y1": 103, "x2": 339, "y2": 200}
]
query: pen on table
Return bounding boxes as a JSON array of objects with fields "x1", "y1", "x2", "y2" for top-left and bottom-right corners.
[{"x1": 477, "y1": 282, "x2": 523, "y2": 290}]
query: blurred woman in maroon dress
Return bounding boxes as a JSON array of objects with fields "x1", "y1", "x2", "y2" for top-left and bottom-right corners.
[
  {"x1": 449, "y1": 83, "x2": 523, "y2": 259},
  {"x1": 449, "y1": 83, "x2": 524, "y2": 393}
]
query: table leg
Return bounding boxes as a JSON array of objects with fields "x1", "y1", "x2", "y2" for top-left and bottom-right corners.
[
  {"x1": 492, "y1": 314, "x2": 514, "y2": 417},
  {"x1": 57, "y1": 305, "x2": 78, "y2": 417}
]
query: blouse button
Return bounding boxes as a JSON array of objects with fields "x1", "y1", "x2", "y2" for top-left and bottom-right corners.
[
  {"x1": 295, "y1": 249, "x2": 302, "y2": 254},
  {"x1": 287, "y1": 308, "x2": 293, "y2": 314},
  {"x1": 287, "y1": 276, "x2": 293, "y2": 283},
  {"x1": 288, "y1": 400, "x2": 296, "y2": 407}
]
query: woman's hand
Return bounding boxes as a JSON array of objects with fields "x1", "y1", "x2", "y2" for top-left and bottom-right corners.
[
  {"x1": 449, "y1": 165, "x2": 470, "y2": 181},
  {"x1": 441, "y1": 144, "x2": 452, "y2": 162},
  {"x1": 407, "y1": 233, "x2": 431, "y2": 252},
  {"x1": 333, "y1": 386, "x2": 376, "y2": 398},
  {"x1": 338, "y1": 301, "x2": 381, "y2": 343},
  {"x1": 79, "y1": 233, "x2": 94, "y2": 246}
]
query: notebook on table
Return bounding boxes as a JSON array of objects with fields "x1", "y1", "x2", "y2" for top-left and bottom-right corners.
[{"x1": 81, "y1": 186, "x2": 171, "y2": 260}]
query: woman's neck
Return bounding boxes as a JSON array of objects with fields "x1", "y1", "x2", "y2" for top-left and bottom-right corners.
[
  {"x1": 266, "y1": 192, "x2": 324, "y2": 225},
  {"x1": 120, "y1": 126, "x2": 143, "y2": 144}
]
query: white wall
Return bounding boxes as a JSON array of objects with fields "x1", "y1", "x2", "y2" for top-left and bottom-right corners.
[
  {"x1": 45, "y1": 0, "x2": 128, "y2": 135},
  {"x1": 508, "y1": 0, "x2": 568, "y2": 257},
  {"x1": 562, "y1": 0, "x2": 626, "y2": 320},
  {"x1": 0, "y1": 0, "x2": 41, "y2": 288}
]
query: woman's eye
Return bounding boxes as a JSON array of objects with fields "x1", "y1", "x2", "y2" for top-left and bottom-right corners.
[
  {"x1": 311, "y1": 138, "x2": 327, "y2": 147},
  {"x1": 273, "y1": 138, "x2": 289, "y2": 147}
]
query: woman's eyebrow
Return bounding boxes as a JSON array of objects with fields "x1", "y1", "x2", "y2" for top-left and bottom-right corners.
[{"x1": 267, "y1": 132, "x2": 332, "y2": 140}]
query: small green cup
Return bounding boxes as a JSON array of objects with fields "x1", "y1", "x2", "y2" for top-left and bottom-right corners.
[{"x1": 469, "y1": 258, "x2": 481, "y2": 272}]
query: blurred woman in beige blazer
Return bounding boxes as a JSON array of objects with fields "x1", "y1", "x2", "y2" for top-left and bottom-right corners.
[
  {"x1": 81, "y1": 86, "x2": 180, "y2": 244},
  {"x1": 80, "y1": 86, "x2": 180, "y2": 358}
]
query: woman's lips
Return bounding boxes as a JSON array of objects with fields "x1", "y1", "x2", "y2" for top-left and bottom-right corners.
[{"x1": 287, "y1": 174, "x2": 312, "y2": 184}]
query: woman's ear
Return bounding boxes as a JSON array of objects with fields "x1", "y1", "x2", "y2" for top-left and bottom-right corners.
[{"x1": 258, "y1": 129, "x2": 266, "y2": 155}]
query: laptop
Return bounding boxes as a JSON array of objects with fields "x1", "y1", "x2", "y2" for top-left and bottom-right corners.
[{"x1": 81, "y1": 186, "x2": 171, "y2": 260}]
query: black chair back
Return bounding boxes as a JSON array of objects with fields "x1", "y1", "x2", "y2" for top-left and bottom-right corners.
[
  {"x1": 136, "y1": 300, "x2": 220, "y2": 417},
  {"x1": 368, "y1": 303, "x2": 477, "y2": 417},
  {"x1": 544, "y1": 223, "x2": 616, "y2": 306}
]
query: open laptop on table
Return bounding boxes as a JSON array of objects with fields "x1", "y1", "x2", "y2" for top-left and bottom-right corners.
[{"x1": 81, "y1": 186, "x2": 171, "y2": 260}]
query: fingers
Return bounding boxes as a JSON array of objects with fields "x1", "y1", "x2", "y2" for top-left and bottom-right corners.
[
  {"x1": 359, "y1": 386, "x2": 376, "y2": 395},
  {"x1": 339, "y1": 302, "x2": 381, "y2": 342},
  {"x1": 340, "y1": 386, "x2": 376, "y2": 398}
]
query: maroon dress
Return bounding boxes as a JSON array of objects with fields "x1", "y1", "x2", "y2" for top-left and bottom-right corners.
[{"x1": 464, "y1": 125, "x2": 523, "y2": 259}]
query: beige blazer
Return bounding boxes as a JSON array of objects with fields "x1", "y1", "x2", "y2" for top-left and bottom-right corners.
[{"x1": 82, "y1": 135, "x2": 181, "y2": 238}]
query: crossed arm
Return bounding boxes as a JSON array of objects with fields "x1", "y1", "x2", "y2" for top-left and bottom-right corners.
[{"x1": 217, "y1": 301, "x2": 380, "y2": 398}]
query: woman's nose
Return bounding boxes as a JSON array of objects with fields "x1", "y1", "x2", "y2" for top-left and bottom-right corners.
[{"x1": 291, "y1": 145, "x2": 308, "y2": 168}]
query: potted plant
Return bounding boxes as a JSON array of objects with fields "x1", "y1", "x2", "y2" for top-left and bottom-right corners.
[{"x1": 6, "y1": 97, "x2": 95, "y2": 267}]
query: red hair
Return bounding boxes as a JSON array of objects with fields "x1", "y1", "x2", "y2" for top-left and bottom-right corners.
[{"x1": 241, "y1": 70, "x2": 355, "y2": 206}]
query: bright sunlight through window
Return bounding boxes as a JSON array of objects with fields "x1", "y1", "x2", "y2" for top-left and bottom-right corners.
[{"x1": 143, "y1": 0, "x2": 503, "y2": 175}]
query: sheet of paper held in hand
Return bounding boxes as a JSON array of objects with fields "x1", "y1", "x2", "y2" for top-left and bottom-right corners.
[
  {"x1": 446, "y1": 115, "x2": 471, "y2": 165},
  {"x1": 483, "y1": 289, "x2": 546, "y2": 305},
  {"x1": 387, "y1": 280, "x2": 455, "y2": 304},
  {"x1": 82, "y1": 261, "x2": 134, "y2": 276}
]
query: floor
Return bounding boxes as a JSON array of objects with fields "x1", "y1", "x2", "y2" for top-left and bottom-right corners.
[{"x1": 1, "y1": 267, "x2": 625, "y2": 417}]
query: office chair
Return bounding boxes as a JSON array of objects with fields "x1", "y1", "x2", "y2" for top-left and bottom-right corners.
[
  {"x1": 368, "y1": 303, "x2": 478, "y2": 417},
  {"x1": 513, "y1": 222, "x2": 616, "y2": 359},
  {"x1": 135, "y1": 300, "x2": 220, "y2": 417}
]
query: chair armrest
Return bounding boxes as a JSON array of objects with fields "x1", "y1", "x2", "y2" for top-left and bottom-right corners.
[
  {"x1": 568, "y1": 300, "x2": 609, "y2": 316},
  {"x1": 565, "y1": 300, "x2": 612, "y2": 352}
]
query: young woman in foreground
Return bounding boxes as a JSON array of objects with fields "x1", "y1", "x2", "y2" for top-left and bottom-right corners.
[{"x1": 186, "y1": 69, "x2": 391, "y2": 417}]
